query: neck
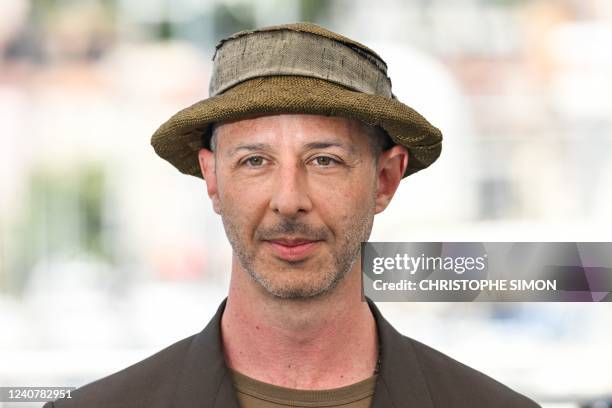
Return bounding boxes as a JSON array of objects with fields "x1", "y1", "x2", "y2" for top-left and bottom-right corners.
[{"x1": 220, "y1": 256, "x2": 378, "y2": 389}]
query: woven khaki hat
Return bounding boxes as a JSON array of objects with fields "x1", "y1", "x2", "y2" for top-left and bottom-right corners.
[{"x1": 151, "y1": 22, "x2": 442, "y2": 178}]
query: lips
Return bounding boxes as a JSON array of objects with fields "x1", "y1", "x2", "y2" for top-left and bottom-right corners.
[{"x1": 265, "y1": 238, "x2": 321, "y2": 261}]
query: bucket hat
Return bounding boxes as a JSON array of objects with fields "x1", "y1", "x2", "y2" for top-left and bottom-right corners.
[{"x1": 150, "y1": 22, "x2": 442, "y2": 178}]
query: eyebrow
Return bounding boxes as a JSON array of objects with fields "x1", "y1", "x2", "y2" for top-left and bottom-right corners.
[
  {"x1": 303, "y1": 141, "x2": 355, "y2": 155},
  {"x1": 226, "y1": 140, "x2": 356, "y2": 157},
  {"x1": 227, "y1": 143, "x2": 271, "y2": 157}
]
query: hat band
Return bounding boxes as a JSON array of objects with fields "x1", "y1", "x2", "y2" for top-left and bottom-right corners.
[{"x1": 209, "y1": 29, "x2": 392, "y2": 98}]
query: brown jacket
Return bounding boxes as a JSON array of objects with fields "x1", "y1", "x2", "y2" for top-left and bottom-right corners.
[{"x1": 45, "y1": 297, "x2": 540, "y2": 407}]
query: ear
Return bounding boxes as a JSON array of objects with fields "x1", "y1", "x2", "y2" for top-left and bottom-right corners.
[
  {"x1": 374, "y1": 145, "x2": 409, "y2": 214},
  {"x1": 198, "y1": 148, "x2": 221, "y2": 215}
]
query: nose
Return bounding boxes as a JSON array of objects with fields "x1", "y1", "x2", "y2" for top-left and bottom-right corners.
[{"x1": 269, "y1": 161, "x2": 313, "y2": 217}]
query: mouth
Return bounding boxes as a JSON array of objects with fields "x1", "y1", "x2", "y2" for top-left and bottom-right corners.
[{"x1": 265, "y1": 238, "x2": 322, "y2": 262}]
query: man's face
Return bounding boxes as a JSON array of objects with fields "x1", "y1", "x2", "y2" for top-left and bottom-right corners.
[{"x1": 199, "y1": 114, "x2": 401, "y2": 299}]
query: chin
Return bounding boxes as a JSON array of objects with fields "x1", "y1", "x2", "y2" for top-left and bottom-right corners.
[{"x1": 257, "y1": 272, "x2": 343, "y2": 300}]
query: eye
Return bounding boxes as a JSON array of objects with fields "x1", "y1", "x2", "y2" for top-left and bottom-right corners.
[
  {"x1": 312, "y1": 156, "x2": 339, "y2": 166},
  {"x1": 243, "y1": 156, "x2": 266, "y2": 167}
]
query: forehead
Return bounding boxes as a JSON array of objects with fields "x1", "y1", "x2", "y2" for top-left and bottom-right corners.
[{"x1": 212, "y1": 114, "x2": 371, "y2": 148}]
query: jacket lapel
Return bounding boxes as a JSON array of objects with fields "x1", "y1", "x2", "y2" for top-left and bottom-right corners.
[
  {"x1": 172, "y1": 297, "x2": 434, "y2": 408},
  {"x1": 173, "y1": 298, "x2": 240, "y2": 408},
  {"x1": 367, "y1": 298, "x2": 435, "y2": 408}
]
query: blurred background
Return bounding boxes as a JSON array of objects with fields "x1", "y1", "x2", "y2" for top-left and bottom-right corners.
[{"x1": 1, "y1": 0, "x2": 611, "y2": 407}]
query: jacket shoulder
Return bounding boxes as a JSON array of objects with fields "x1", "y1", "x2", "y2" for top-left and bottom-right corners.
[
  {"x1": 47, "y1": 334, "x2": 196, "y2": 408},
  {"x1": 407, "y1": 336, "x2": 540, "y2": 407}
]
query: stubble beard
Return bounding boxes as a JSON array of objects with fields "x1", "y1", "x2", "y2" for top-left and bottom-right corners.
[{"x1": 220, "y1": 197, "x2": 376, "y2": 300}]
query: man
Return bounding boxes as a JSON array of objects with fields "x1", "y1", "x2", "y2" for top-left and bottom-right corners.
[{"x1": 46, "y1": 23, "x2": 539, "y2": 407}]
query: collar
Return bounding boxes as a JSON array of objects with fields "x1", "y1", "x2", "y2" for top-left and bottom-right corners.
[{"x1": 172, "y1": 297, "x2": 434, "y2": 408}]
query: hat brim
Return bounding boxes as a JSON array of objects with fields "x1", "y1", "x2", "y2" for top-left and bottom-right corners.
[{"x1": 150, "y1": 75, "x2": 442, "y2": 179}]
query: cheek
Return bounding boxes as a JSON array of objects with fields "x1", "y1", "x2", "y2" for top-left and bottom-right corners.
[
  {"x1": 217, "y1": 177, "x2": 270, "y2": 222},
  {"x1": 313, "y1": 183, "x2": 373, "y2": 226}
]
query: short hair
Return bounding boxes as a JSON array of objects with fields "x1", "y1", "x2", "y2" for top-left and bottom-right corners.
[
  {"x1": 207, "y1": 118, "x2": 393, "y2": 160},
  {"x1": 360, "y1": 122, "x2": 394, "y2": 160},
  {"x1": 208, "y1": 124, "x2": 219, "y2": 152}
]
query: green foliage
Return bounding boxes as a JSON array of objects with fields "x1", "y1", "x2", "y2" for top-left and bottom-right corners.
[
  {"x1": 299, "y1": 0, "x2": 332, "y2": 23},
  {"x1": 11, "y1": 163, "x2": 111, "y2": 292},
  {"x1": 213, "y1": 2, "x2": 256, "y2": 40}
]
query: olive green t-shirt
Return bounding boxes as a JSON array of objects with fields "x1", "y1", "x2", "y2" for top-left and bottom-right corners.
[{"x1": 230, "y1": 369, "x2": 377, "y2": 408}]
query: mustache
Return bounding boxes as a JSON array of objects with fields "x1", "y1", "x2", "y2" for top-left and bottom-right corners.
[{"x1": 256, "y1": 219, "x2": 329, "y2": 241}]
